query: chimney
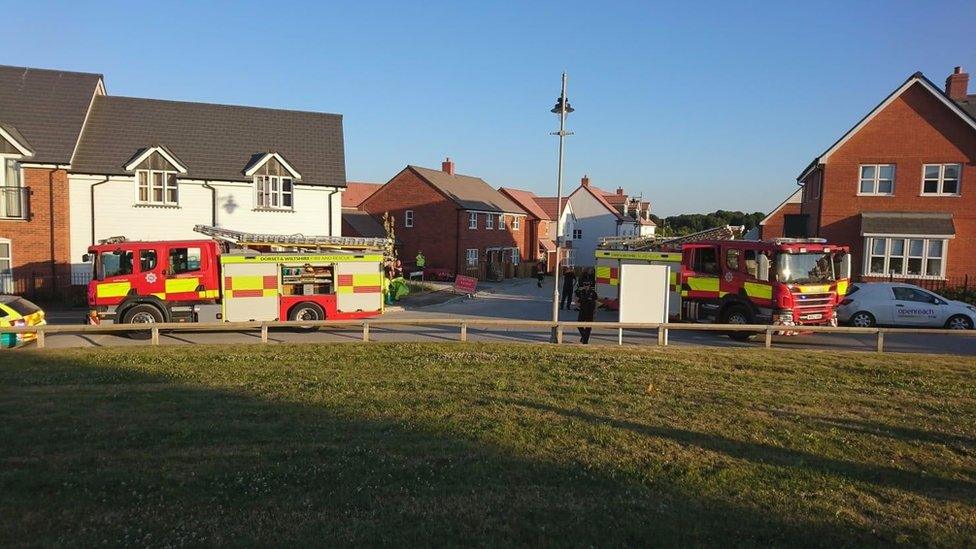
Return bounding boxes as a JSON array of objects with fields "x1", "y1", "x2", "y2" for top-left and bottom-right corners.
[
  {"x1": 946, "y1": 66, "x2": 969, "y2": 100},
  {"x1": 442, "y1": 157, "x2": 455, "y2": 175},
  {"x1": 616, "y1": 186, "x2": 624, "y2": 195},
  {"x1": 581, "y1": 175, "x2": 589, "y2": 187}
]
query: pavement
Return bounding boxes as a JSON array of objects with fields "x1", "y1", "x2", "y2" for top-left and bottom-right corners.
[{"x1": 24, "y1": 277, "x2": 976, "y2": 356}]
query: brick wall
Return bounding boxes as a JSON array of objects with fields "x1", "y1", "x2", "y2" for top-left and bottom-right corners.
[
  {"x1": 759, "y1": 202, "x2": 801, "y2": 240},
  {"x1": 361, "y1": 167, "x2": 528, "y2": 276},
  {"x1": 0, "y1": 168, "x2": 72, "y2": 294},
  {"x1": 805, "y1": 82, "x2": 976, "y2": 278}
]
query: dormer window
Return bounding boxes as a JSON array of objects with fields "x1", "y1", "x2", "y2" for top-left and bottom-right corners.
[
  {"x1": 255, "y1": 175, "x2": 293, "y2": 209},
  {"x1": 244, "y1": 152, "x2": 301, "y2": 211},
  {"x1": 138, "y1": 169, "x2": 178, "y2": 205},
  {"x1": 125, "y1": 146, "x2": 186, "y2": 206}
]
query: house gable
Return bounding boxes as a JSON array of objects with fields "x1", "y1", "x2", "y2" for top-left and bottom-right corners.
[
  {"x1": 124, "y1": 146, "x2": 187, "y2": 173},
  {"x1": 0, "y1": 124, "x2": 34, "y2": 157},
  {"x1": 243, "y1": 152, "x2": 301, "y2": 179}
]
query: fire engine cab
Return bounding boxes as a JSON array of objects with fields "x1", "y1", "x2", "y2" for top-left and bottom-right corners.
[{"x1": 84, "y1": 227, "x2": 388, "y2": 331}]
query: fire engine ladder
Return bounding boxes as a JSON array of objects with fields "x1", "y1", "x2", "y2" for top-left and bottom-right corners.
[
  {"x1": 596, "y1": 224, "x2": 746, "y2": 251},
  {"x1": 193, "y1": 225, "x2": 391, "y2": 252}
]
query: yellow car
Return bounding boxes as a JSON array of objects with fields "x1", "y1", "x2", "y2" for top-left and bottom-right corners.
[{"x1": 0, "y1": 295, "x2": 46, "y2": 348}]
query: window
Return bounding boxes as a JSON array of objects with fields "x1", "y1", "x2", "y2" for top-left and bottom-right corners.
[
  {"x1": 254, "y1": 175, "x2": 293, "y2": 209},
  {"x1": 404, "y1": 210, "x2": 414, "y2": 228},
  {"x1": 693, "y1": 247, "x2": 720, "y2": 274},
  {"x1": 468, "y1": 212, "x2": 478, "y2": 229},
  {"x1": 858, "y1": 164, "x2": 895, "y2": 195},
  {"x1": 922, "y1": 164, "x2": 961, "y2": 195},
  {"x1": 892, "y1": 286, "x2": 939, "y2": 304},
  {"x1": 0, "y1": 238, "x2": 11, "y2": 293},
  {"x1": 572, "y1": 229, "x2": 582, "y2": 240},
  {"x1": 512, "y1": 216, "x2": 520, "y2": 230},
  {"x1": 466, "y1": 248, "x2": 478, "y2": 266},
  {"x1": 0, "y1": 158, "x2": 24, "y2": 219},
  {"x1": 726, "y1": 249, "x2": 740, "y2": 271},
  {"x1": 743, "y1": 250, "x2": 758, "y2": 278},
  {"x1": 139, "y1": 250, "x2": 157, "y2": 272},
  {"x1": 486, "y1": 214, "x2": 494, "y2": 229},
  {"x1": 168, "y1": 247, "x2": 202, "y2": 274},
  {"x1": 138, "y1": 169, "x2": 179, "y2": 205},
  {"x1": 867, "y1": 237, "x2": 946, "y2": 278},
  {"x1": 498, "y1": 214, "x2": 506, "y2": 230},
  {"x1": 98, "y1": 250, "x2": 134, "y2": 279}
]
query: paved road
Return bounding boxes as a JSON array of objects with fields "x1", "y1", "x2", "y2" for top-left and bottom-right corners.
[{"x1": 31, "y1": 278, "x2": 976, "y2": 356}]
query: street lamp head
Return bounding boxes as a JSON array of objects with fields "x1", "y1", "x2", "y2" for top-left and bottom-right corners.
[{"x1": 550, "y1": 94, "x2": 574, "y2": 115}]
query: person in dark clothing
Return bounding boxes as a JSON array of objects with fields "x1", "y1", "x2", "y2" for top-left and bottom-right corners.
[
  {"x1": 576, "y1": 282, "x2": 598, "y2": 344},
  {"x1": 578, "y1": 267, "x2": 596, "y2": 288},
  {"x1": 560, "y1": 267, "x2": 576, "y2": 309},
  {"x1": 535, "y1": 260, "x2": 546, "y2": 288}
]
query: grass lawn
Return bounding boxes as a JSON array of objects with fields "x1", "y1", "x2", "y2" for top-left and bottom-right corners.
[{"x1": 1, "y1": 344, "x2": 974, "y2": 546}]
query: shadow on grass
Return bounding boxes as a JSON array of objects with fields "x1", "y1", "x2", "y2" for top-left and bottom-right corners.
[
  {"x1": 0, "y1": 355, "x2": 896, "y2": 546},
  {"x1": 504, "y1": 400, "x2": 976, "y2": 505}
]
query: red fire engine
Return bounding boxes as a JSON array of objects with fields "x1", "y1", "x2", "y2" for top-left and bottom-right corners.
[
  {"x1": 85, "y1": 227, "x2": 389, "y2": 333},
  {"x1": 596, "y1": 229, "x2": 851, "y2": 337}
]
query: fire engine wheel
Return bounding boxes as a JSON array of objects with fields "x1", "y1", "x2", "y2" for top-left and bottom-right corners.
[
  {"x1": 288, "y1": 302, "x2": 325, "y2": 331},
  {"x1": 720, "y1": 305, "x2": 754, "y2": 341},
  {"x1": 122, "y1": 303, "x2": 164, "y2": 339},
  {"x1": 945, "y1": 315, "x2": 974, "y2": 330},
  {"x1": 849, "y1": 311, "x2": 876, "y2": 328}
]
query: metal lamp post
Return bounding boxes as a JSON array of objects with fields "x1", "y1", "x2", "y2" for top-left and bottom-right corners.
[{"x1": 550, "y1": 72, "x2": 574, "y2": 341}]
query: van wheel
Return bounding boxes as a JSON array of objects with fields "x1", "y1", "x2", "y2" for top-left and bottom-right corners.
[
  {"x1": 946, "y1": 315, "x2": 973, "y2": 330},
  {"x1": 289, "y1": 302, "x2": 325, "y2": 332},
  {"x1": 720, "y1": 304, "x2": 754, "y2": 341},
  {"x1": 849, "y1": 311, "x2": 876, "y2": 328},
  {"x1": 122, "y1": 303, "x2": 164, "y2": 339}
]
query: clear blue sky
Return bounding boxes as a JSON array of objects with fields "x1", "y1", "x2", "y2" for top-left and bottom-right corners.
[{"x1": 8, "y1": 0, "x2": 974, "y2": 216}]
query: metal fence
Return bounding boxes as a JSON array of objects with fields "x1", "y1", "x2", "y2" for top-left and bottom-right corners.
[{"x1": 3, "y1": 318, "x2": 975, "y2": 353}]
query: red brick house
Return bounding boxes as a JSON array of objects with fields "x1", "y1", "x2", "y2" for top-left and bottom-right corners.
[
  {"x1": 360, "y1": 159, "x2": 527, "y2": 279},
  {"x1": 341, "y1": 182, "x2": 385, "y2": 238},
  {"x1": 0, "y1": 66, "x2": 104, "y2": 297},
  {"x1": 797, "y1": 67, "x2": 976, "y2": 283},
  {"x1": 498, "y1": 187, "x2": 551, "y2": 266},
  {"x1": 757, "y1": 188, "x2": 802, "y2": 239}
]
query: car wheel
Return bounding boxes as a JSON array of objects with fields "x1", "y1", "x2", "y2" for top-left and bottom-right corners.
[
  {"x1": 721, "y1": 304, "x2": 754, "y2": 341},
  {"x1": 945, "y1": 315, "x2": 974, "y2": 330},
  {"x1": 122, "y1": 303, "x2": 164, "y2": 339},
  {"x1": 849, "y1": 311, "x2": 876, "y2": 328},
  {"x1": 288, "y1": 302, "x2": 325, "y2": 331}
]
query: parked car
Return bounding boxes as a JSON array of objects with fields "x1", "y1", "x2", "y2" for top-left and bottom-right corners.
[
  {"x1": 0, "y1": 295, "x2": 47, "y2": 348},
  {"x1": 837, "y1": 283, "x2": 976, "y2": 329}
]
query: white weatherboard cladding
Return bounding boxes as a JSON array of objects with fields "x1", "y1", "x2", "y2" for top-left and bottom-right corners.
[
  {"x1": 68, "y1": 174, "x2": 342, "y2": 281},
  {"x1": 567, "y1": 191, "x2": 620, "y2": 267}
]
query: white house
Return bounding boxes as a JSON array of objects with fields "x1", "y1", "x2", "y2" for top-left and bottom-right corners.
[
  {"x1": 533, "y1": 195, "x2": 579, "y2": 268},
  {"x1": 564, "y1": 176, "x2": 640, "y2": 267},
  {"x1": 67, "y1": 94, "x2": 345, "y2": 282}
]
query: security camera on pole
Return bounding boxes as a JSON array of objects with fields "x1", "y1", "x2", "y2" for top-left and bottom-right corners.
[{"x1": 550, "y1": 72, "x2": 574, "y2": 342}]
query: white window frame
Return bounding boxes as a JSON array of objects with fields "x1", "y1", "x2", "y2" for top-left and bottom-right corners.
[
  {"x1": 254, "y1": 174, "x2": 293, "y2": 210},
  {"x1": 921, "y1": 163, "x2": 962, "y2": 196},
  {"x1": 468, "y1": 212, "x2": 478, "y2": 229},
  {"x1": 0, "y1": 155, "x2": 24, "y2": 219},
  {"x1": 857, "y1": 164, "x2": 895, "y2": 196},
  {"x1": 404, "y1": 209, "x2": 414, "y2": 228},
  {"x1": 864, "y1": 236, "x2": 948, "y2": 279},
  {"x1": 137, "y1": 168, "x2": 179, "y2": 206},
  {"x1": 486, "y1": 213, "x2": 494, "y2": 229},
  {"x1": 498, "y1": 214, "x2": 506, "y2": 230},
  {"x1": 0, "y1": 237, "x2": 11, "y2": 293},
  {"x1": 512, "y1": 216, "x2": 520, "y2": 230},
  {"x1": 572, "y1": 228, "x2": 582, "y2": 240},
  {"x1": 465, "y1": 248, "x2": 478, "y2": 267}
]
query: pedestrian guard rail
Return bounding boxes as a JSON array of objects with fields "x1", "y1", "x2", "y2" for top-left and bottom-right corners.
[{"x1": 3, "y1": 319, "x2": 976, "y2": 353}]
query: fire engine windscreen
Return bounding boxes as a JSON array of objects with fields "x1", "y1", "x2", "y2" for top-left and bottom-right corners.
[{"x1": 776, "y1": 252, "x2": 842, "y2": 284}]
